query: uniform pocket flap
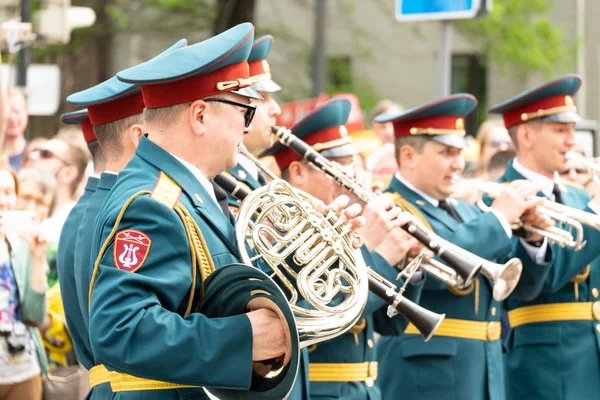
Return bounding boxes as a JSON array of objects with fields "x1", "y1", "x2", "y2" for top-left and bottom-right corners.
[
  {"x1": 512, "y1": 323, "x2": 561, "y2": 347},
  {"x1": 400, "y1": 336, "x2": 458, "y2": 358}
]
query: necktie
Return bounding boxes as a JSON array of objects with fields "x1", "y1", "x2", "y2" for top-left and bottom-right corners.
[
  {"x1": 210, "y1": 180, "x2": 232, "y2": 218},
  {"x1": 552, "y1": 183, "x2": 563, "y2": 204},
  {"x1": 438, "y1": 199, "x2": 462, "y2": 223}
]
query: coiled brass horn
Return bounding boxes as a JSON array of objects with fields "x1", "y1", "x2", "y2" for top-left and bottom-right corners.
[
  {"x1": 270, "y1": 125, "x2": 523, "y2": 301},
  {"x1": 215, "y1": 158, "x2": 445, "y2": 342}
]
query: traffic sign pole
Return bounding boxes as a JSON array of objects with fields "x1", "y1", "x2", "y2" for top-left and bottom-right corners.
[{"x1": 437, "y1": 20, "x2": 452, "y2": 98}]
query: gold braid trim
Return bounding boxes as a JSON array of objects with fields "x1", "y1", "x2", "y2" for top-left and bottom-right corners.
[
  {"x1": 174, "y1": 203, "x2": 216, "y2": 312},
  {"x1": 387, "y1": 192, "x2": 477, "y2": 298},
  {"x1": 571, "y1": 265, "x2": 590, "y2": 301},
  {"x1": 89, "y1": 193, "x2": 216, "y2": 318},
  {"x1": 89, "y1": 191, "x2": 151, "y2": 312}
]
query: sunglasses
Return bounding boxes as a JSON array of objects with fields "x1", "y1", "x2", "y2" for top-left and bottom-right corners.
[
  {"x1": 33, "y1": 149, "x2": 71, "y2": 165},
  {"x1": 204, "y1": 98, "x2": 257, "y2": 128},
  {"x1": 486, "y1": 139, "x2": 514, "y2": 148}
]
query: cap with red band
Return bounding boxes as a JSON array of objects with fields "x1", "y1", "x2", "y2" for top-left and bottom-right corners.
[
  {"x1": 60, "y1": 109, "x2": 96, "y2": 143},
  {"x1": 66, "y1": 39, "x2": 189, "y2": 125},
  {"x1": 248, "y1": 35, "x2": 281, "y2": 93},
  {"x1": 488, "y1": 74, "x2": 582, "y2": 129},
  {"x1": 375, "y1": 93, "x2": 478, "y2": 149},
  {"x1": 116, "y1": 23, "x2": 263, "y2": 109},
  {"x1": 259, "y1": 96, "x2": 357, "y2": 170}
]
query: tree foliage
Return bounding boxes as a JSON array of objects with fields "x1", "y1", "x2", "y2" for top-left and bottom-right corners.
[{"x1": 455, "y1": 0, "x2": 577, "y2": 77}]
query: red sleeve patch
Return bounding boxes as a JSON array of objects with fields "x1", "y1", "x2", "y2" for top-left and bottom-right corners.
[{"x1": 113, "y1": 229, "x2": 152, "y2": 272}]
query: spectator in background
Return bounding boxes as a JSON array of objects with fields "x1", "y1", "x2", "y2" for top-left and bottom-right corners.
[
  {"x1": 469, "y1": 119, "x2": 514, "y2": 179},
  {"x1": 25, "y1": 136, "x2": 89, "y2": 246},
  {"x1": 16, "y1": 168, "x2": 57, "y2": 223},
  {"x1": 0, "y1": 163, "x2": 49, "y2": 400},
  {"x1": 559, "y1": 146, "x2": 600, "y2": 200},
  {"x1": 3, "y1": 89, "x2": 29, "y2": 172},
  {"x1": 21, "y1": 138, "x2": 49, "y2": 170},
  {"x1": 364, "y1": 99, "x2": 403, "y2": 175},
  {"x1": 487, "y1": 149, "x2": 517, "y2": 182}
]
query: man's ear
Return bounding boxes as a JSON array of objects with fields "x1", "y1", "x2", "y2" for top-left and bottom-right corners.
[
  {"x1": 129, "y1": 124, "x2": 145, "y2": 147},
  {"x1": 287, "y1": 161, "x2": 307, "y2": 185},
  {"x1": 517, "y1": 124, "x2": 535, "y2": 150},
  {"x1": 399, "y1": 144, "x2": 418, "y2": 170},
  {"x1": 188, "y1": 100, "x2": 208, "y2": 137}
]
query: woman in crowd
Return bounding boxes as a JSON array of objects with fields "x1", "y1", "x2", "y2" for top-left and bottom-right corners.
[{"x1": 0, "y1": 163, "x2": 49, "y2": 399}]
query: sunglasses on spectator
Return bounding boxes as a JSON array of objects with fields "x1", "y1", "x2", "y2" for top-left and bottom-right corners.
[
  {"x1": 31, "y1": 149, "x2": 72, "y2": 165},
  {"x1": 204, "y1": 98, "x2": 256, "y2": 128},
  {"x1": 486, "y1": 139, "x2": 514, "y2": 148}
]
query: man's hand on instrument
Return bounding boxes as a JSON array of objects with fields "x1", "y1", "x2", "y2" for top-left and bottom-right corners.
[
  {"x1": 491, "y1": 180, "x2": 543, "y2": 224},
  {"x1": 520, "y1": 209, "x2": 555, "y2": 242},
  {"x1": 356, "y1": 194, "x2": 404, "y2": 251},
  {"x1": 314, "y1": 194, "x2": 366, "y2": 249},
  {"x1": 374, "y1": 221, "x2": 423, "y2": 266}
]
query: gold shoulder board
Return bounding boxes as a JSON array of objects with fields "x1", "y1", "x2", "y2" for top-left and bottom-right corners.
[{"x1": 151, "y1": 171, "x2": 182, "y2": 209}]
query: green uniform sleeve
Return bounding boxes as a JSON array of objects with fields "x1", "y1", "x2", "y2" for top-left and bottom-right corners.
[{"x1": 89, "y1": 195, "x2": 253, "y2": 389}]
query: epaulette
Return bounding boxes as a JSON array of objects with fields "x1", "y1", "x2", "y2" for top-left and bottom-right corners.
[
  {"x1": 151, "y1": 171, "x2": 182, "y2": 209},
  {"x1": 385, "y1": 192, "x2": 433, "y2": 230}
]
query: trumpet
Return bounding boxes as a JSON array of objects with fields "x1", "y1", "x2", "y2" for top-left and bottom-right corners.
[
  {"x1": 461, "y1": 178, "x2": 590, "y2": 250},
  {"x1": 215, "y1": 163, "x2": 444, "y2": 343},
  {"x1": 271, "y1": 126, "x2": 523, "y2": 301}
]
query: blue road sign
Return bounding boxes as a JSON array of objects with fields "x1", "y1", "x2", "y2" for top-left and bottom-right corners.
[{"x1": 396, "y1": 0, "x2": 483, "y2": 21}]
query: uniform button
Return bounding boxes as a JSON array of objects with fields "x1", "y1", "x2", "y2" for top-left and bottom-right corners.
[
  {"x1": 490, "y1": 307, "x2": 497, "y2": 317},
  {"x1": 593, "y1": 288, "x2": 599, "y2": 298},
  {"x1": 365, "y1": 377, "x2": 374, "y2": 387},
  {"x1": 194, "y1": 194, "x2": 203, "y2": 204},
  {"x1": 593, "y1": 301, "x2": 600, "y2": 320},
  {"x1": 367, "y1": 339, "x2": 374, "y2": 349},
  {"x1": 596, "y1": 324, "x2": 600, "y2": 334}
]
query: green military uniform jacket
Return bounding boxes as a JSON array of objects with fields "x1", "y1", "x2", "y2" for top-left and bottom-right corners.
[
  {"x1": 225, "y1": 162, "x2": 265, "y2": 211},
  {"x1": 307, "y1": 248, "x2": 411, "y2": 400},
  {"x1": 66, "y1": 172, "x2": 118, "y2": 372},
  {"x1": 224, "y1": 161, "x2": 310, "y2": 400},
  {"x1": 491, "y1": 160, "x2": 600, "y2": 400},
  {"x1": 82, "y1": 137, "x2": 254, "y2": 399},
  {"x1": 377, "y1": 175, "x2": 551, "y2": 400},
  {"x1": 57, "y1": 177, "x2": 98, "y2": 367}
]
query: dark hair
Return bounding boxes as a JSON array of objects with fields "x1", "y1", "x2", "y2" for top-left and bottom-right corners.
[
  {"x1": 488, "y1": 150, "x2": 516, "y2": 172},
  {"x1": 93, "y1": 114, "x2": 143, "y2": 158},
  {"x1": 394, "y1": 136, "x2": 429, "y2": 167}
]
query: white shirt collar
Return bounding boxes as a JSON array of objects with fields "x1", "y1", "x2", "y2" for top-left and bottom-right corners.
[
  {"x1": 173, "y1": 155, "x2": 218, "y2": 206},
  {"x1": 237, "y1": 154, "x2": 259, "y2": 181},
  {"x1": 512, "y1": 158, "x2": 559, "y2": 198},
  {"x1": 394, "y1": 172, "x2": 439, "y2": 207},
  {"x1": 103, "y1": 170, "x2": 118, "y2": 176}
]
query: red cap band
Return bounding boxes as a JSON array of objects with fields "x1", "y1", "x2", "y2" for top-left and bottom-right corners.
[
  {"x1": 80, "y1": 118, "x2": 96, "y2": 143},
  {"x1": 88, "y1": 92, "x2": 145, "y2": 126},
  {"x1": 274, "y1": 126, "x2": 347, "y2": 170},
  {"x1": 392, "y1": 115, "x2": 464, "y2": 137},
  {"x1": 141, "y1": 62, "x2": 250, "y2": 108},
  {"x1": 501, "y1": 94, "x2": 574, "y2": 129}
]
